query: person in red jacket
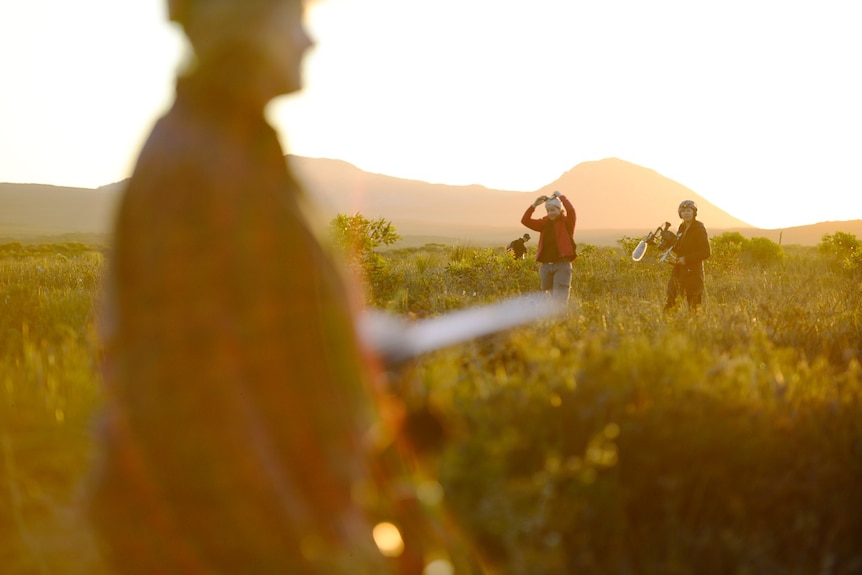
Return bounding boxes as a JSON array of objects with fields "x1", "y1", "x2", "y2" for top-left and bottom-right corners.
[{"x1": 520, "y1": 190, "x2": 578, "y2": 302}]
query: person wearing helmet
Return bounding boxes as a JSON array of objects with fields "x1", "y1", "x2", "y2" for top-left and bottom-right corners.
[
  {"x1": 664, "y1": 199, "x2": 711, "y2": 311},
  {"x1": 521, "y1": 190, "x2": 578, "y2": 302},
  {"x1": 506, "y1": 232, "x2": 531, "y2": 259},
  {"x1": 86, "y1": 2, "x2": 443, "y2": 573}
]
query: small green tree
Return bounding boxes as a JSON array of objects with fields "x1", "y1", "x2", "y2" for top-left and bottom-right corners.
[
  {"x1": 328, "y1": 213, "x2": 401, "y2": 301},
  {"x1": 329, "y1": 213, "x2": 400, "y2": 255}
]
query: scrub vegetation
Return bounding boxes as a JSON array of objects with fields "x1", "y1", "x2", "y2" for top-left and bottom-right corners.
[{"x1": 2, "y1": 226, "x2": 860, "y2": 574}]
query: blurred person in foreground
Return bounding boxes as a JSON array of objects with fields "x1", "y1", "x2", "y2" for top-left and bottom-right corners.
[
  {"x1": 664, "y1": 199, "x2": 711, "y2": 312},
  {"x1": 86, "y1": 1, "x2": 452, "y2": 573},
  {"x1": 520, "y1": 190, "x2": 577, "y2": 302}
]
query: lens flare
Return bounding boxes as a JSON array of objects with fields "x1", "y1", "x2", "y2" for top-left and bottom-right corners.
[
  {"x1": 424, "y1": 558, "x2": 455, "y2": 575},
  {"x1": 372, "y1": 522, "x2": 404, "y2": 557}
]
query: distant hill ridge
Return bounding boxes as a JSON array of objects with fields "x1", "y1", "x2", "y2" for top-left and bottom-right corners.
[
  {"x1": 288, "y1": 156, "x2": 752, "y2": 229},
  {"x1": 2, "y1": 157, "x2": 860, "y2": 247}
]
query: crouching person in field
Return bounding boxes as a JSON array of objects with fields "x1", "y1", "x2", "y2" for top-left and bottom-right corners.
[
  {"x1": 506, "y1": 233, "x2": 531, "y2": 260},
  {"x1": 521, "y1": 190, "x2": 578, "y2": 303}
]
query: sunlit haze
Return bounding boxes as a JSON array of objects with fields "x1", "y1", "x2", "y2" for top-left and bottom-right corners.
[{"x1": 1, "y1": 0, "x2": 860, "y2": 229}]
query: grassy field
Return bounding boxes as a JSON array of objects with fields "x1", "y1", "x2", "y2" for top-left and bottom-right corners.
[{"x1": 1, "y1": 234, "x2": 860, "y2": 574}]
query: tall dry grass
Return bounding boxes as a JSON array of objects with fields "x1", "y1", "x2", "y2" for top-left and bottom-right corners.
[{"x1": 1, "y1": 237, "x2": 860, "y2": 574}]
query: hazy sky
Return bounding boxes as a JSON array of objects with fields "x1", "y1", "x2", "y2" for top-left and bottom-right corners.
[{"x1": 1, "y1": 0, "x2": 860, "y2": 229}]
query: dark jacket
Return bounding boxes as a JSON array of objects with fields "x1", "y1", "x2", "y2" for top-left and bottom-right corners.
[
  {"x1": 507, "y1": 237, "x2": 528, "y2": 258},
  {"x1": 521, "y1": 195, "x2": 577, "y2": 262},
  {"x1": 672, "y1": 219, "x2": 711, "y2": 271}
]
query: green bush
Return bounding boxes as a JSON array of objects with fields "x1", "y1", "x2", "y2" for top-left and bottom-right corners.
[
  {"x1": 819, "y1": 231, "x2": 860, "y2": 259},
  {"x1": 744, "y1": 236, "x2": 786, "y2": 267},
  {"x1": 819, "y1": 231, "x2": 862, "y2": 275},
  {"x1": 711, "y1": 232, "x2": 785, "y2": 270}
]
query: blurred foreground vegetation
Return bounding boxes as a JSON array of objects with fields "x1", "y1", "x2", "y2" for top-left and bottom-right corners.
[{"x1": 1, "y1": 229, "x2": 861, "y2": 574}]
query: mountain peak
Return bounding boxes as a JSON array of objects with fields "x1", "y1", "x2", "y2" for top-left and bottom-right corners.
[{"x1": 532, "y1": 157, "x2": 749, "y2": 229}]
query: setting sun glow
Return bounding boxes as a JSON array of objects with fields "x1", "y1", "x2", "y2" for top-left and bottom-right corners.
[{"x1": 2, "y1": 0, "x2": 860, "y2": 228}]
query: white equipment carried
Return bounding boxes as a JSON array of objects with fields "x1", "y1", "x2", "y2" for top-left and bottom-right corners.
[{"x1": 631, "y1": 222, "x2": 678, "y2": 264}]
